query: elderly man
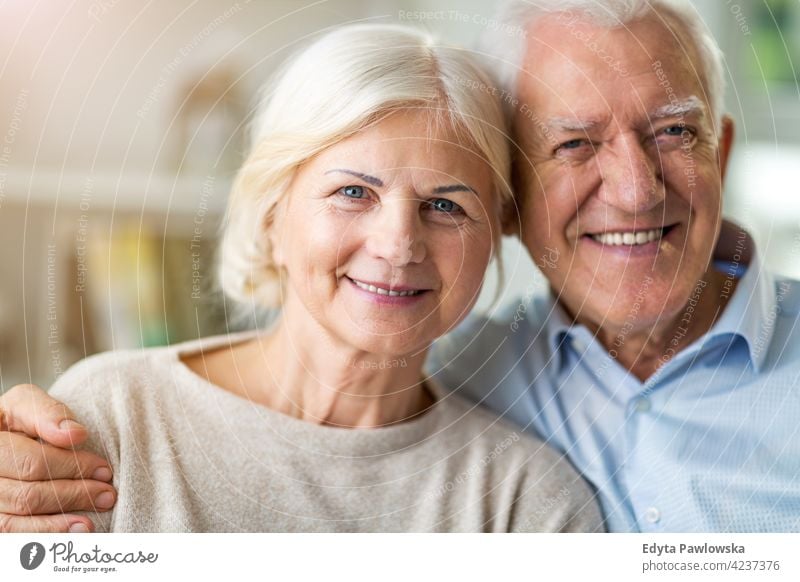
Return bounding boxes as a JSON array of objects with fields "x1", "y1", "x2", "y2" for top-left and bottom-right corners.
[
  {"x1": 1, "y1": 0, "x2": 798, "y2": 533},
  {"x1": 426, "y1": 0, "x2": 800, "y2": 531}
]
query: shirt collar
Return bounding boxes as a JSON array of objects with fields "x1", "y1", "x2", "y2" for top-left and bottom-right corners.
[
  {"x1": 704, "y1": 244, "x2": 775, "y2": 372},
  {"x1": 545, "y1": 294, "x2": 574, "y2": 373},
  {"x1": 543, "y1": 225, "x2": 776, "y2": 374}
]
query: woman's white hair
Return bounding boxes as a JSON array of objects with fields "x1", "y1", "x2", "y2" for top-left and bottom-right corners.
[
  {"x1": 218, "y1": 23, "x2": 513, "y2": 315},
  {"x1": 483, "y1": 0, "x2": 727, "y2": 132}
]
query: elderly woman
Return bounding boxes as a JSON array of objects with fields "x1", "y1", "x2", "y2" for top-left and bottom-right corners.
[{"x1": 15, "y1": 24, "x2": 601, "y2": 532}]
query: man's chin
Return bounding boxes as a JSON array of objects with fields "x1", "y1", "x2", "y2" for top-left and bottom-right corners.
[{"x1": 563, "y1": 275, "x2": 696, "y2": 333}]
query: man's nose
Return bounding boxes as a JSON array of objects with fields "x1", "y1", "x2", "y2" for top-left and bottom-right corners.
[
  {"x1": 364, "y1": 198, "x2": 426, "y2": 267},
  {"x1": 597, "y1": 134, "x2": 664, "y2": 213}
]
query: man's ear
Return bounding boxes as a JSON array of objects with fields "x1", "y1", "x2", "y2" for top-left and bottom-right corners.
[
  {"x1": 502, "y1": 153, "x2": 526, "y2": 238},
  {"x1": 718, "y1": 115, "x2": 735, "y2": 183},
  {"x1": 500, "y1": 198, "x2": 522, "y2": 238}
]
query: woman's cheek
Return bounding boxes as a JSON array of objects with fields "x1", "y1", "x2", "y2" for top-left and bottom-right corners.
[
  {"x1": 278, "y1": 207, "x2": 341, "y2": 296},
  {"x1": 433, "y1": 230, "x2": 492, "y2": 298},
  {"x1": 299, "y1": 201, "x2": 354, "y2": 251}
]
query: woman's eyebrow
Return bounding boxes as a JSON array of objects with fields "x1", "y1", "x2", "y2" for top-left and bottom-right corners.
[
  {"x1": 433, "y1": 184, "x2": 478, "y2": 196},
  {"x1": 325, "y1": 169, "x2": 383, "y2": 187},
  {"x1": 325, "y1": 170, "x2": 477, "y2": 196}
]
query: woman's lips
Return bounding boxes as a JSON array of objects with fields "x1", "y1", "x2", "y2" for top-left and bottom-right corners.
[
  {"x1": 348, "y1": 277, "x2": 425, "y2": 296},
  {"x1": 345, "y1": 276, "x2": 430, "y2": 304}
]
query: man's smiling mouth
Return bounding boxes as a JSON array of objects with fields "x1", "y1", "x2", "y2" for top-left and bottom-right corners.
[{"x1": 588, "y1": 224, "x2": 678, "y2": 246}]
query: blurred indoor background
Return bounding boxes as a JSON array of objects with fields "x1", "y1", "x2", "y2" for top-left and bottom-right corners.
[{"x1": 0, "y1": 0, "x2": 798, "y2": 389}]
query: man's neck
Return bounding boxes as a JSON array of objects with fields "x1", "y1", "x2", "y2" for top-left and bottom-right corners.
[{"x1": 593, "y1": 268, "x2": 737, "y2": 382}]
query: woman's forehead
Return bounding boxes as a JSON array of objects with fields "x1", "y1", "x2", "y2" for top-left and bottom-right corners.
[{"x1": 310, "y1": 112, "x2": 484, "y2": 167}]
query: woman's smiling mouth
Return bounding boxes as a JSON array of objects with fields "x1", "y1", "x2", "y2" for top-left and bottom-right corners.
[{"x1": 345, "y1": 276, "x2": 430, "y2": 302}]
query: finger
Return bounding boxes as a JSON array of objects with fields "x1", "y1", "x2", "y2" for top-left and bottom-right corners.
[
  {"x1": 0, "y1": 384, "x2": 87, "y2": 448},
  {"x1": 0, "y1": 477, "x2": 117, "y2": 515},
  {"x1": 0, "y1": 513, "x2": 95, "y2": 533},
  {"x1": 0, "y1": 431, "x2": 113, "y2": 481}
]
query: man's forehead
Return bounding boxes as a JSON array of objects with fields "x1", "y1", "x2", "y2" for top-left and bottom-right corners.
[
  {"x1": 517, "y1": 14, "x2": 710, "y2": 123},
  {"x1": 522, "y1": 11, "x2": 701, "y2": 81}
]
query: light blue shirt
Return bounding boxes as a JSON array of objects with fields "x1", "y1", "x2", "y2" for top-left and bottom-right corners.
[{"x1": 427, "y1": 248, "x2": 800, "y2": 532}]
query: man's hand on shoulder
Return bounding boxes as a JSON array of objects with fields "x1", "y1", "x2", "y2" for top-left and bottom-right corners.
[{"x1": 0, "y1": 384, "x2": 116, "y2": 532}]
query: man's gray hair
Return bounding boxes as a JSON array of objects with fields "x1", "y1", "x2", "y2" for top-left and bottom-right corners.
[{"x1": 483, "y1": 0, "x2": 727, "y2": 132}]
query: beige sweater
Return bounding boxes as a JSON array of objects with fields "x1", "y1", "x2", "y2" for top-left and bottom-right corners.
[{"x1": 49, "y1": 332, "x2": 603, "y2": 532}]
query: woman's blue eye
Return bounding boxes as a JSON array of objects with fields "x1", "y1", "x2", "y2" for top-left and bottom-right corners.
[
  {"x1": 340, "y1": 185, "x2": 365, "y2": 198},
  {"x1": 429, "y1": 198, "x2": 461, "y2": 213}
]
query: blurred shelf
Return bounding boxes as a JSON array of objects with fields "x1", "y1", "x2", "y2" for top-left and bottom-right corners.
[{"x1": 0, "y1": 167, "x2": 230, "y2": 215}]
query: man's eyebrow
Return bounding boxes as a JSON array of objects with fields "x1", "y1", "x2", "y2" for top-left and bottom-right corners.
[
  {"x1": 545, "y1": 97, "x2": 707, "y2": 132},
  {"x1": 325, "y1": 169, "x2": 383, "y2": 187},
  {"x1": 649, "y1": 96, "x2": 706, "y2": 119},
  {"x1": 432, "y1": 183, "x2": 479, "y2": 196},
  {"x1": 547, "y1": 116, "x2": 603, "y2": 132}
]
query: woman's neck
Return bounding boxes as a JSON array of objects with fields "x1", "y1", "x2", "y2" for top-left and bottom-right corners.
[{"x1": 227, "y1": 298, "x2": 433, "y2": 428}]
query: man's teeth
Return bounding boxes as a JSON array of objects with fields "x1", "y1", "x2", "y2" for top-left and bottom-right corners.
[
  {"x1": 591, "y1": 228, "x2": 664, "y2": 246},
  {"x1": 351, "y1": 279, "x2": 421, "y2": 297}
]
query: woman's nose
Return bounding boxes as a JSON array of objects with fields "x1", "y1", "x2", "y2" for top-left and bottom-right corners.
[{"x1": 364, "y1": 197, "x2": 426, "y2": 267}]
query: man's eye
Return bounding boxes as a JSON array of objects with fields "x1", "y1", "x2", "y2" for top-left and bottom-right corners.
[
  {"x1": 339, "y1": 185, "x2": 366, "y2": 199},
  {"x1": 662, "y1": 125, "x2": 685, "y2": 136},
  {"x1": 560, "y1": 139, "x2": 587, "y2": 150},
  {"x1": 427, "y1": 198, "x2": 463, "y2": 214},
  {"x1": 554, "y1": 138, "x2": 594, "y2": 159}
]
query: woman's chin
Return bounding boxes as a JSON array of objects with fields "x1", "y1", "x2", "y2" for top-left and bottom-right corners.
[
  {"x1": 316, "y1": 283, "x2": 468, "y2": 356},
  {"x1": 338, "y1": 291, "x2": 441, "y2": 345},
  {"x1": 342, "y1": 329, "x2": 433, "y2": 358}
]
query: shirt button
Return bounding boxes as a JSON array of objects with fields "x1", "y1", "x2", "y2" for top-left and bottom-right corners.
[
  {"x1": 571, "y1": 337, "x2": 587, "y2": 352},
  {"x1": 634, "y1": 397, "x2": 651, "y2": 413},
  {"x1": 644, "y1": 507, "x2": 661, "y2": 524}
]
